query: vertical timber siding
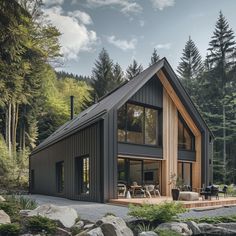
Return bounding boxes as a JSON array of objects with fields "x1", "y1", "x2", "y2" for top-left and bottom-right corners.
[
  {"x1": 30, "y1": 122, "x2": 102, "y2": 202},
  {"x1": 130, "y1": 75, "x2": 163, "y2": 108}
]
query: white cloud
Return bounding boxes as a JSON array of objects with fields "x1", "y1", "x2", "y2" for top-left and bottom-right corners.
[
  {"x1": 139, "y1": 20, "x2": 145, "y2": 27},
  {"x1": 156, "y1": 43, "x2": 172, "y2": 49},
  {"x1": 86, "y1": 0, "x2": 142, "y2": 15},
  {"x1": 43, "y1": 6, "x2": 97, "y2": 60},
  {"x1": 107, "y1": 35, "x2": 137, "y2": 51},
  {"x1": 43, "y1": 0, "x2": 64, "y2": 7},
  {"x1": 68, "y1": 10, "x2": 93, "y2": 25},
  {"x1": 150, "y1": 0, "x2": 175, "y2": 10}
]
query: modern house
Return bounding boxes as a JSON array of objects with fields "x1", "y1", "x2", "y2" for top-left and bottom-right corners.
[{"x1": 29, "y1": 58, "x2": 213, "y2": 203}]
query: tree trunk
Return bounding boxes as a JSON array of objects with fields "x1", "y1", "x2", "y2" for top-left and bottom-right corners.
[
  {"x1": 223, "y1": 104, "x2": 226, "y2": 183},
  {"x1": 12, "y1": 102, "x2": 16, "y2": 153},
  {"x1": 7, "y1": 102, "x2": 12, "y2": 157}
]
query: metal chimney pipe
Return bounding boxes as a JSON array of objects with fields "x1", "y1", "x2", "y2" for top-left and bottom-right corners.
[{"x1": 70, "y1": 95, "x2": 74, "y2": 120}]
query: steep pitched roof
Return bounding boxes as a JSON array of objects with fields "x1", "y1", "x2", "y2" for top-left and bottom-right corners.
[{"x1": 32, "y1": 58, "x2": 212, "y2": 154}]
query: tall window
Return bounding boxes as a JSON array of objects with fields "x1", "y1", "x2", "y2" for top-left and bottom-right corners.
[
  {"x1": 117, "y1": 103, "x2": 161, "y2": 146},
  {"x1": 178, "y1": 115, "x2": 195, "y2": 150},
  {"x1": 56, "y1": 161, "x2": 64, "y2": 193},
  {"x1": 178, "y1": 162, "x2": 192, "y2": 187},
  {"x1": 75, "y1": 156, "x2": 90, "y2": 194}
]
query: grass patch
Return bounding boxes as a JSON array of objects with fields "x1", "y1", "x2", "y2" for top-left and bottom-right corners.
[
  {"x1": 155, "y1": 228, "x2": 182, "y2": 236},
  {"x1": 182, "y1": 215, "x2": 236, "y2": 224},
  {"x1": 129, "y1": 202, "x2": 186, "y2": 224}
]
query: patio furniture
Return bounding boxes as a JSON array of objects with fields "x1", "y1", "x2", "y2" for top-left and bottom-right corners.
[
  {"x1": 117, "y1": 183, "x2": 127, "y2": 197},
  {"x1": 200, "y1": 185, "x2": 219, "y2": 200},
  {"x1": 179, "y1": 191, "x2": 199, "y2": 201},
  {"x1": 144, "y1": 184, "x2": 161, "y2": 198},
  {"x1": 219, "y1": 185, "x2": 228, "y2": 197},
  {"x1": 130, "y1": 182, "x2": 144, "y2": 197}
]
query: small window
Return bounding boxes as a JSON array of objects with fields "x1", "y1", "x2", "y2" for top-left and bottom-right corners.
[
  {"x1": 30, "y1": 169, "x2": 35, "y2": 191},
  {"x1": 56, "y1": 161, "x2": 64, "y2": 193}
]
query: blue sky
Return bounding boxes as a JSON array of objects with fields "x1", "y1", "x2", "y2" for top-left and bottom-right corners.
[{"x1": 42, "y1": 0, "x2": 236, "y2": 76}]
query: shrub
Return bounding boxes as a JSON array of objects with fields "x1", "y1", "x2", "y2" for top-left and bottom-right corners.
[
  {"x1": 128, "y1": 202, "x2": 186, "y2": 223},
  {"x1": 155, "y1": 228, "x2": 182, "y2": 236},
  {"x1": 26, "y1": 215, "x2": 57, "y2": 234},
  {"x1": 0, "y1": 223, "x2": 21, "y2": 236},
  {"x1": 136, "y1": 223, "x2": 155, "y2": 233},
  {"x1": 0, "y1": 202, "x2": 21, "y2": 222},
  {"x1": 4, "y1": 195, "x2": 37, "y2": 210}
]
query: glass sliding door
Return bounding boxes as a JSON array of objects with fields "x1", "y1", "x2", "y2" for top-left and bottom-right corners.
[{"x1": 177, "y1": 162, "x2": 192, "y2": 188}]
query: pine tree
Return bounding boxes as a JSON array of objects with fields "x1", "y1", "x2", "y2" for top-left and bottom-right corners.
[
  {"x1": 112, "y1": 63, "x2": 125, "y2": 87},
  {"x1": 126, "y1": 59, "x2": 143, "y2": 80},
  {"x1": 177, "y1": 36, "x2": 204, "y2": 98},
  {"x1": 205, "y1": 11, "x2": 236, "y2": 183},
  {"x1": 150, "y1": 48, "x2": 160, "y2": 66}
]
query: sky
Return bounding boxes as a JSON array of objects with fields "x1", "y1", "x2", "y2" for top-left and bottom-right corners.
[{"x1": 42, "y1": 0, "x2": 236, "y2": 76}]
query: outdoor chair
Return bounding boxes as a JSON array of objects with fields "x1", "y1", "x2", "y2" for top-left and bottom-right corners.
[
  {"x1": 144, "y1": 184, "x2": 161, "y2": 198},
  {"x1": 218, "y1": 185, "x2": 228, "y2": 197},
  {"x1": 117, "y1": 183, "x2": 127, "y2": 197}
]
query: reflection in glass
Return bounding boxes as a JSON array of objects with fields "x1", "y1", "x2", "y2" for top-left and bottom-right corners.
[
  {"x1": 126, "y1": 104, "x2": 143, "y2": 144},
  {"x1": 145, "y1": 108, "x2": 157, "y2": 145},
  {"x1": 178, "y1": 116, "x2": 194, "y2": 150},
  {"x1": 117, "y1": 105, "x2": 126, "y2": 142}
]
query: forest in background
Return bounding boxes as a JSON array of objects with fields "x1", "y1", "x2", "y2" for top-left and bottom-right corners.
[{"x1": 0, "y1": 0, "x2": 235, "y2": 189}]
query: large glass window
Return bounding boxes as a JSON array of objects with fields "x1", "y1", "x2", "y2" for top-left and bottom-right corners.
[
  {"x1": 117, "y1": 103, "x2": 161, "y2": 146},
  {"x1": 178, "y1": 115, "x2": 195, "y2": 150},
  {"x1": 177, "y1": 162, "x2": 192, "y2": 187},
  {"x1": 56, "y1": 161, "x2": 64, "y2": 193}
]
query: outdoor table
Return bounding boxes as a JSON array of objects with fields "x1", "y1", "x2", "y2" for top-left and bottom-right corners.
[{"x1": 130, "y1": 185, "x2": 143, "y2": 197}]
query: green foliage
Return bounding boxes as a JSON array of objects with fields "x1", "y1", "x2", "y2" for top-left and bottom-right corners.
[
  {"x1": 155, "y1": 228, "x2": 182, "y2": 236},
  {"x1": 0, "y1": 195, "x2": 37, "y2": 222},
  {"x1": 26, "y1": 215, "x2": 57, "y2": 234},
  {"x1": 0, "y1": 223, "x2": 21, "y2": 236},
  {"x1": 71, "y1": 226, "x2": 82, "y2": 236},
  {"x1": 128, "y1": 202, "x2": 186, "y2": 223},
  {"x1": 150, "y1": 48, "x2": 160, "y2": 66},
  {"x1": 126, "y1": 59, "x2": 143, "y2": 80},
  {"x1": 136, "y1": 223, "x2": 155, "y2": 233},
  {"x1": 4, "y1": 195, "x2": 37, "y2": 210},
  {"x1": 182, "y1": 215, "x2": 236, "y2": 224}
]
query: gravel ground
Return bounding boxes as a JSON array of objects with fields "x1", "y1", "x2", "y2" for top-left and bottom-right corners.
[{"x1": 24, "y1": 194, "x2": 236, "y2": 222}]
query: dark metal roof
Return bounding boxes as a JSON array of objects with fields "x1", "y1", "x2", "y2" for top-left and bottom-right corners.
[{"x1": 32, "y1": 57, "x2": 212, "y2": 154}]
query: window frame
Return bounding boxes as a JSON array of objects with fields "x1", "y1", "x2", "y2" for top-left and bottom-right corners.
[
  {"x1": 56, "y1": 161, "x2": 64, "y2": 193},
  {"x1": 75, "y1": 155, "x2": 90, "y2": 195},
  {"x1": 117, "y1": 102, "x2": 162, "y2": 147},
  {"x1": 178, "y1": 113, "x2": 195, "y2": 151}
]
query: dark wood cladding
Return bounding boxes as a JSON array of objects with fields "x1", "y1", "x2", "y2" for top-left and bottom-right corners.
[
  {"x1": 30, "y1": 122, "x2": 101, "y2": 202},
  {"x1": 130, "y1": 75, "x2": 163, "y2": 108},
  {"x1": 178, "y1": 150, "x2": 196, "y2": 161}
]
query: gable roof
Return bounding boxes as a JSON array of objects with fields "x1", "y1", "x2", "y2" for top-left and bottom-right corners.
[{"x1": 32, "y1": 58, "x2": 212, "y2": 154}]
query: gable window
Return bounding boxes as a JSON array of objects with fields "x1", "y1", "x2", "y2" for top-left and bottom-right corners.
[
  {"x1": 178, "y1": 114, "x2": 195, "y2": 150},
  {"x1": 56, "y1": 161, "x2": 64, "y2": 193},
  {"x1": 75, "y1": 156, "x2": 90, "y2": 194},
  {"x1": 117, "y1": 103, "x2": 162, "y2": 146}
]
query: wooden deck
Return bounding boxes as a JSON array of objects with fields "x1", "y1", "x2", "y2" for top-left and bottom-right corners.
[{"x1": 109, "y1": 196, "x2": 236, "y2": 209}]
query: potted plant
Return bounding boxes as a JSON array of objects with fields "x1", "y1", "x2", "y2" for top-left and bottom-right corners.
[{"x1": 169, "y1": 173, "x2": 183, "y2": 201}]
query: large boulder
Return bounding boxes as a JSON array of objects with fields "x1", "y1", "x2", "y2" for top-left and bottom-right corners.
[
  {"x1": 198, "y1": 223, "x2": 236, "y2": 235},
  {"x1": 20, "y1": 204, "x2": 77, "y2": 228},
  {"x1": 0, "y1": 196, "x2": 6, "y2": 202},
  {"x1": 157, "y1": 222, "x2": 192, "y2": 235},
  {"x1": 138, "y1": 231, "x2": 158, "y2": 236},
  {"x1": 96, "y1": 215, "x2": 133, "y2": 236},
  {"x1": 0, "y1": 210, "x2": 11, "y2": 224},
  {"x1": 86, "y1": 227, "x2": 104, "y2": 236},
  {"x1": 215, "y1": 223, "x2": 236, "y2": 231},
  {"x1": 185, "y1": 221, "x2": 201, "y2": 235}
]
